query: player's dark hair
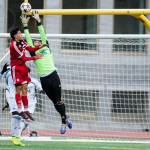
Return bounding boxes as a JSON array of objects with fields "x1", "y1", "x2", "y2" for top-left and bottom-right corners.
[
  {"x1": 27, "y1": 67, "x2": 31, "y2": 73},
  {"x1": 10, "y1": 27, "x2": 20, "y2": 40},
  {"x1": 33, "y1": 39, "x2": 41, "y2": 44}
]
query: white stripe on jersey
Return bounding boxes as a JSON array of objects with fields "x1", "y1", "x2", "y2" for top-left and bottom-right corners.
[
  {"x1": 13, "y1": 41, "x2": 23, "y2": 56},
  {"x1": 18, "y1": 53, "x2": 23, "y2": 58}
]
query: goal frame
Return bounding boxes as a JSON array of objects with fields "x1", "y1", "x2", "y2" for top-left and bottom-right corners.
[
  {"x1": 1, "y1": 34, "x2": 150, "y2": 143},
  {"x1": 23, "y1": 0, "x2": 150, "y2": 32},
  {"x1": 1, "y1": 33, "x2": 150, "y2": 39}
]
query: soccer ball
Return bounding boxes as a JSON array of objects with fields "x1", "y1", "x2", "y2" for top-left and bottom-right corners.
[{"x1": 20, "y1": 2, "x2": 31, "y2": 13}]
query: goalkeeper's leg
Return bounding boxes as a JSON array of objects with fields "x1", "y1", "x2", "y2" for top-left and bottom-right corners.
[
  {"x1": 40, "y1": 71, "x2": 72, "y2": 134},
  {"x1": 54, "y1": 101, "x2": 72, "y2": 134},
  {"x1": 52, "y1": 72, "x2": 72, "y2": 132}
]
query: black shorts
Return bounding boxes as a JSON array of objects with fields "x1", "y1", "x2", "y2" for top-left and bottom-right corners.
[{"x1": 40, "y1": 71, "x2": 62, "y2": 104}]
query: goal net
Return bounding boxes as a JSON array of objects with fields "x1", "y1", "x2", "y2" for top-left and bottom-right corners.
[{"x1": 0, "y1": 34, "x2": 150, "y2": 143}]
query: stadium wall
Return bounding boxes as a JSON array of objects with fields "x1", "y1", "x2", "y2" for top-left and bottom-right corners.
[{"x1": 0, "y1": 0, "x2": 5, "y2": 33}]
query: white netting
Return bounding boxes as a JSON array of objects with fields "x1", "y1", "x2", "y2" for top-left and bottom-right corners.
[{"x1": 0, "y1": 34, "x2": 150, "y2": 142}]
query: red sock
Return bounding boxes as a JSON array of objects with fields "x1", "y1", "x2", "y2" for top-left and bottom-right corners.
[
  {"x1": 15, "y1": 94, "x2": 23, "y2": 113},
  {"x1": 22, "y1": 96, "x2": 29, "y2": 113}
]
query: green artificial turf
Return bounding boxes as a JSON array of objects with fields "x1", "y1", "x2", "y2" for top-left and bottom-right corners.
[{"x1": 0, "y1": 141, "x2": 150, "y2": 150}]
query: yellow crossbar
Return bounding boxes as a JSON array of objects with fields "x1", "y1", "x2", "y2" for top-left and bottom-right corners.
[
  {"x1": 132, "y1": 15, "x2": 150, "y2": 32},
  {"x1": 25, "y1": 9, "x2": 150, "y2": 15},
  {"x1": 24, "y1": 8, "x2": 150, "y2": 33}
]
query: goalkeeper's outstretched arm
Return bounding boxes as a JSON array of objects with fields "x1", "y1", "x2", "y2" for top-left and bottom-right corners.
[
  {"x1": 32, "y1": 11, "x2": 48, "y2": 45},
  {"x1": 24, "y1": 28, "x2": 34, "y2": 47},
  {"x1": 20, "y1": 14, "x2": 34, "y2": 47}
]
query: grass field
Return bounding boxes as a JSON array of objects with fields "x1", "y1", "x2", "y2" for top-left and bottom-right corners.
[{"x1": 0, "y1": 141, "x2": 150, "y2": 150}]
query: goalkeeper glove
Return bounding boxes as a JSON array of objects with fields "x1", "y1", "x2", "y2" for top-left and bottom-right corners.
[
  {"x1": 2, "y1": 102, "x2": 9, "y2": 111},
  {"x1": 32, "y1": 10, "x2": 41, "y2": 23},
  {"x1": 1, "y1": 63, "x2": 9, "y2": 74},
  {"x1": 20, "y1": 14, "x2": 30, "y2": 27}
]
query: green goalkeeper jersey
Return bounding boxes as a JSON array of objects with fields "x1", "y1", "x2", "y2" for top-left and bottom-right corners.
[{"x1": 24, "y1": 22, "x2": 57, "y2": 77}]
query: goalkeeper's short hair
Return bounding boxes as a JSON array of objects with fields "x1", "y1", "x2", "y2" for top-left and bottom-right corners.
[{"x1": 32, "y1": 39, "x2": 42, "y2": 43}]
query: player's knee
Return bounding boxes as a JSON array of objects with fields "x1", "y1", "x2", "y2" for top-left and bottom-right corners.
[
  {"x1": 22, "y1": 88, "x2": 27, "y2": 95},
  {"x1": 22, "y1": 89, "x2": 27, "y2": 96},
  {"x1": 15, "y1": 86, "x2": 22, "y2": 94},
  {"x1": 57, "y1": 100, "x2": 63, "y2": 105},
  {"x1": 16, "y1": 90, "x2": 21, "y2": 94}
]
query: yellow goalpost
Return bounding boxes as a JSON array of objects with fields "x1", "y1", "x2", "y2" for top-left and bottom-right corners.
[{"x1": 24, "y1": 0, "x2": 150, "y2": 33}]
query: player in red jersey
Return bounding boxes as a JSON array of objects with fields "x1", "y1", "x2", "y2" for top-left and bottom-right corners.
[{"x1": 10, "y1": 27, "x2": 47, "y2": 121}]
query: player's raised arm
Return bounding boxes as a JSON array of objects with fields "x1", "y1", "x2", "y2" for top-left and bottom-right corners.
[
  {"x1": 20, "y1": 14, "x2": 48, "y2": 52},
  {"x1": 10, "y1": 43, "x2": 43, "y2": 61},
  {"x1": 33, "y1": 78, "x2": 45, "y2": 94},
  {"x1": 22, "y1": 40, "x2": 48, "y2": 52},
  {"x1": 32, "y1": 11, "x2": 48, "y2": 45}
]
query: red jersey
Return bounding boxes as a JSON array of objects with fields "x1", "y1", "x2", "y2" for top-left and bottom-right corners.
[{"x1": 10, "y1": 40, "x2": 40, "y2": 66}]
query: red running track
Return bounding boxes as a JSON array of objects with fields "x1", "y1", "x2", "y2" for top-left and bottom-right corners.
[{"x1": 1, "y1": 129, "x2": 150, "y2": 139}]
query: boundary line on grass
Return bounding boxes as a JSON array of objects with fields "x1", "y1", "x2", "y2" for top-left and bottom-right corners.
[{"x1": 0, "y1": 137, "x2": 150, "y2": 143}]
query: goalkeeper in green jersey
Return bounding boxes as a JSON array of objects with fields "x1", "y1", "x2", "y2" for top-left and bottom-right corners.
[{"x1": 20, "y1": 11, "x2": 72, "y2": 134}]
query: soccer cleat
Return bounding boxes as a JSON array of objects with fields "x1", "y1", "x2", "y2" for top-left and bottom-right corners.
[
  {"x1": 18, "y1": 137, "x2": 22, "y2": 142},
  {"x1": 26, "y1": 112, "x2": 34, "y2": 121},
  {"x1": 16, "y1": 138, "x2": 25, "y2": 146},
  {"x1": 66, "y1": 114, "x2": 72, "y2": 129},
  {"x1": 20, "y1": 112, "x2": 28, "y2": 120},
  {"x1": 11, "y1": 137, "x2": 19, "y2": 145},
  {"x1": 60, "y1": 124, "x2": 66, "y2": 134}
]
